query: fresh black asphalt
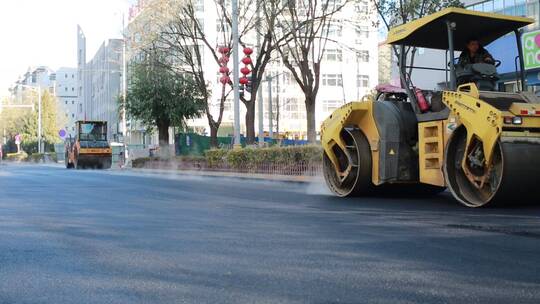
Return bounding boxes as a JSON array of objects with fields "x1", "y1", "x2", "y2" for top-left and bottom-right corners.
[{"x1": 0, "y1": 164, "x2": 539, "y2": 303}]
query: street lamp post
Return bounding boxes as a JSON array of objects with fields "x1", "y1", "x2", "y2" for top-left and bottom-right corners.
[
  {"x1": 37, "y1": 86, "x2": 42, "y2": 153},
  {"x1": 121, "y1": 13, "x2": 128, "y2": 142},
  {"x1": 232, "y1": 0, "x2": 241, "y2": 147},
  {"x1": 266, "y1": 74, "x2": 273, "y2": 138}
]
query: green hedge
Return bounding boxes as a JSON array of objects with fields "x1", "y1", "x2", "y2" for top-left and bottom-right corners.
[
  {"x1": 27, "y1": 153, "x2": 58, "y2": 163},
  {"x1": 133, "y1": 146, "x2": 323, "y2": 170},
  {"x1": 5, "y1": 152, "x2": 28, "y2": 161},
  {"x1": 132, "y1": 155, "x2": 206, "y2": 168},
  {"x1": 205, "y1": 145, "x2": 322, "y2": 169}
]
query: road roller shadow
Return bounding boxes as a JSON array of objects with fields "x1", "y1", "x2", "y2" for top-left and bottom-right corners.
[{"x1": 321, "y1": 190, "x2": 540, "y2": 215}]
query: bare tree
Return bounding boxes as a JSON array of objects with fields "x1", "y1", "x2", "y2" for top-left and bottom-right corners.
[
  {"x1": 373, "y1": 0, "x2": 463, "y2": 80},
  {"x1": 156, "y1": 0, "x2": 235, "y2": 148},
  {"x1": 274, "y1": 0, "x2": 348, "y2": 143},
  {"x1": 215, "y1": 0, "x2": 290, "y2": 144}
]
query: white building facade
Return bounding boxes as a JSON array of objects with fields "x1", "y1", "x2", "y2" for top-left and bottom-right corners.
[
  {"x1": 78, "y1": 26, "x2": 124, "y2": 141},
  {"x1": 9, "y1": 66, "x2": 80, "y2": 137},
  {"x1": 55, "y1": 67, "x2": 80, "y2": 137}
]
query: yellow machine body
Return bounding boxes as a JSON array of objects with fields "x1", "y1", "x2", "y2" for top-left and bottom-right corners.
[
  {"x1": 65, "y1": 121, "x2": 112, "y2": 170},
  {"x1": 321, "y1": 8, "x2": 540, "y2": 207}
]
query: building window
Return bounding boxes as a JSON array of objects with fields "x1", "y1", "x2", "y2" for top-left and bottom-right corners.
[
  {"x1": 72, "y1": 74, "x2": 75, "y2": 78},
  {"x1": 65, "y1": 100, "x2": 68, "y2": 105},
  {"x1": 357, "y1": 74, "x2": 369, "y2": 88},
  {"x1": 322, "y1": 100, "x2": 343, "y2": 112},
  {"x1": 197, "y1": 18, "x2": 204, "y2": 29},
  {"x1": 65, "y1": 87, "x2": 68, "y2": 92},
  {"x1": 72, "y1": 113, "x2": 75, "y2": 118},
  {"x1": 65, "y1": 74, "x2": 68, "y2": 78},
  {"x1": 325, "y1": 49, "x2": 343, "y2": 62},
  {"x1": 323, "y1": 0, "x2": 342, "y2": 9},
  {"x1": 72, "y1": 87, "x2": 75, "y2": 91},
  {"x1": 356, "y1": 25, "x2": 369, "y2": 38},
  {"x1": 357, "y1": 50, "x2": 369, "y2": 62},
  {"x1": 222, "y1": 99, "x2": 232, "y2": 112},
  {"x1": 78, "y1": 104, "x2": 82, "y2": 113},
  {"x1": 195, "y1": 0, "x2": 204, "y2": 12},
  {"x1": 284, "y1": 98, "x2": 306, "y2": 119},
  {"x1": 322, "y1": 74, "x2": 343, "y2": 86},
  {"x1": 280, "y1": 72, "x2": 292, "y2": 85},
  {"x1": 327, "y1": 24, "x2": 342, "y2": 37},
  {"x1": 72, "y1": 100, "x2": 75, "y2": 104},
  {"x1": 354, "y1": 0, "x2": 368, "y2": 14}
]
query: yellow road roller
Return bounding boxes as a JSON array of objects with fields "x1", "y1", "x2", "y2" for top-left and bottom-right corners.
[
  {"x1": 65, "y1": 121, "x2": 112, "y2": 169},
  {"x1": 321, "y1": 8, "x2": 540, "y2": 207}
]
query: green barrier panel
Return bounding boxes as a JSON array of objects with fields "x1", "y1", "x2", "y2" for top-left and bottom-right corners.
[{"x1": 176, "y1": 133, "x2": 234, "y2": 156}]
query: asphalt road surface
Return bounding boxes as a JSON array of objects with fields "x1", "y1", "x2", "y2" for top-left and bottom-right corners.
[{"x1": 1, "y1": 164, "x2": 539, "y2": 304}]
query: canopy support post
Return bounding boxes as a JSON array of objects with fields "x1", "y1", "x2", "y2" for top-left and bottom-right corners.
[
  {"x1": 514, "y1": 29, "x2": 527, "y2": 91},
  {"x1": 446, "y1": 20, "x2": 456, "y2": 90}
]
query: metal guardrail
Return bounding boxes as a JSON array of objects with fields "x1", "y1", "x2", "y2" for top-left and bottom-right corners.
[{"x1": 138, "y1": 159, "x2": 322, "y2": 177}]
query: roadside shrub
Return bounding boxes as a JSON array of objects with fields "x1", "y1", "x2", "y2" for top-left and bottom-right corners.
[
  {"x1": 206, "y1": 145, "x2": 323, "y2": 169},
  {"x1": 204, "y1": 149, "x2": 228, "y2": 167},
  {"x1": 132, "y1": 157, "x2": 157, "y2": 168},
  {"x1": 131, "y1": 155, "x2": 205, "y2": 168},
  {"x1": 131, "y1": 145, "x2": 323, "y2": 173},
  {"x1": 5, "y1": 152, "x2": 28, "y2": 162},
  {"x1": 26, "y1": 153, "x2": 57, "y2": 163},
  {"x1": 175, "y1": 155, "x2": 205, "y2": 162}
]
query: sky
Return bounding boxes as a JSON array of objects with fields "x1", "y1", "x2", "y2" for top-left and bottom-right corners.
[{"x1": 0, "y1": 0, "x2": 135, "y2": 97}]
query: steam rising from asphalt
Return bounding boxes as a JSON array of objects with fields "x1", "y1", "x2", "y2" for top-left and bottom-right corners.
[
  {"x1": 304, "y1": 177, "x2": 332, "y2": 196},
  {"x1": 111, "y1": 156, "x2": 333, "y2": 196}
]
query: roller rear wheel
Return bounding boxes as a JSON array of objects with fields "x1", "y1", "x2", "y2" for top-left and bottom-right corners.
[
  {"x1": 444, "y1": 127, "x2": 540, "y2": 207},
  {"x1": 323, "y1": 128, "x2": 373, "y2": 197}
]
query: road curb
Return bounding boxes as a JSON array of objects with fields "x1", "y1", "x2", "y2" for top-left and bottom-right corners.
[{"x1": 129, "y1": 168, "x2": 320, "y2": 183}]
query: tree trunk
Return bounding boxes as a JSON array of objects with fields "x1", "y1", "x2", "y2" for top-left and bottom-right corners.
[
  {"x1": 157, "y1": 121, "x2": 170, "y2": 147},
  {"x1": 305, "y1": 95, "x2": 316, "y2": 143},
  {"x1": 399, "y1": 45, "x2": 407, "y2": 88},
  {"x1": 209, "y1": 125, "x2": 219, "y2": 148},
  {"x1": 244, "y1": 100, "x2": 256, "y2": 144}
]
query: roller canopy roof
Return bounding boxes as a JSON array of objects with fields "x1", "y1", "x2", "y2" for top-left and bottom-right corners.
[{"x1": 385, "y1": 8, "x2": 534, "y2": 51}]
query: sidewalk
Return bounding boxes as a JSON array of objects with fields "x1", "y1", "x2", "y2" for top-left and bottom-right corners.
[{"x1": 129, "y1": 167, "x2": 321, "y2": 183}]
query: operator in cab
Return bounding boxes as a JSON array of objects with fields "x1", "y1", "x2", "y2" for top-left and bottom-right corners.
[{"x1": 458, "y1": 38, "x2": 495, "y2": 67}]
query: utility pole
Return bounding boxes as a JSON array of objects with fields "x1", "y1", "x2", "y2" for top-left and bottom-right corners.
[
  {"x1": 276, "y1": 73, "x2": 280, "y2": 137},
  {"x1": 37, "y1": 86, "x2": 42, "y2": 153},
  {"x1": 256, "y1": 0, "x2": 264, "y2": 147},
  {"x1": 121, "y1": 13, "x2": 127, "y2": 143},
  {"x1": 267, "y1": 74, "x2": 273, "y2": 139},
  {"x1": 232, "y1": 0, "x2": 241, "y2": 147}
]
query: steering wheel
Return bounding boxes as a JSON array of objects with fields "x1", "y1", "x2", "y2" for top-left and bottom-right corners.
[{"x1": 448, "y1": 59, "x2": 501, "y2": 67}]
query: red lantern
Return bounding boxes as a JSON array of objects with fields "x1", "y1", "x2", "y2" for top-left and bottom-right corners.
[
  {"x1": 240, "y1": 67, "x2": 251, "y2": 75},
  {"x1": 220, "y1": 56, "x2": 229, "y2": 64},
  {"x1": 218, "y1": 46, "x2": 230, "y2": 54},
  {"x1": 239, "y1": 77, "x2": 249, "y2": 85},
  {"x1": 219, "y1": 66, "x2": 230, "y2": 74},
  {"x1": 243, "y1": 47, "x2": 253, "y2": 55},
  {"x1": 220, "y1": 76, "x2": 230, "y2": 84},
  {"x1": 241, "y1": 57, "x2": 252, "y2": 65}
]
